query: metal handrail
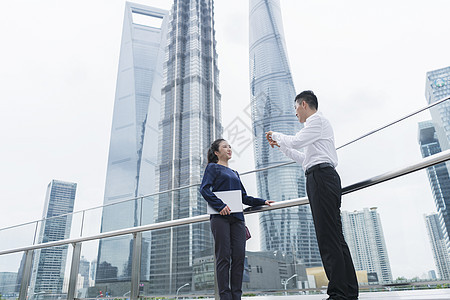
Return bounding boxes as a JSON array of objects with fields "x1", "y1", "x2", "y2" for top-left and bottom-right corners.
[
  {"x1": 1, "y1": 148, "x2": 449, "y2": 256},
  {"x1": 1, "y1": 96, "x2": 449, "y2": 233},
  {"x1": 239, "y1": 95, "x2": 450, "y2": 175}
]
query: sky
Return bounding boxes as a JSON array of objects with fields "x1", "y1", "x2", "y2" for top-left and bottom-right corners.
[{"x1": 1, "y1": 0, "x2": 450, "y2": 280}]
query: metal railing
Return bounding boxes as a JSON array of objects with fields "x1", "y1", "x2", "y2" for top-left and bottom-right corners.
[
  {"x1": 1, "y1": 149, "x2": 450, "y2": 300},
  {"x1": 1, "y1": 96, "x2": 450, "y2": 300},
  {"x1": 2, "y1": 96, "x2": 448, "y2": 237}
]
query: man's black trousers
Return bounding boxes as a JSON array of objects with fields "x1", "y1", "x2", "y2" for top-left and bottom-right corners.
[
  {"x1": 306, "y1": 166, "x2": 359, "y2": 300},
  {"x1": 210, "y1": 215, "x2": 246, "y2": 300}
]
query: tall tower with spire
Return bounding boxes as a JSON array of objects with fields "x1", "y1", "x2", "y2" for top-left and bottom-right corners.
[{"x1": 249, "y1": 0, "x2": 321, "y2": 267}]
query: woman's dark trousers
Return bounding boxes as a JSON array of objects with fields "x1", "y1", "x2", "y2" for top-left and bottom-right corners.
[{"x1": 210, "y1": 215, "x2": 246, "y2": 300}]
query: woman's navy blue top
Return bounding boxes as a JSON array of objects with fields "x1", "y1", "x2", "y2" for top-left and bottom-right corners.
[{"x1": 200, "y1": 163, "x2": 266, "y2": 221}]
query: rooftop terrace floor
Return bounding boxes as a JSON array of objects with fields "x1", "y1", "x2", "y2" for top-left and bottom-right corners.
[{"x1": 241, "y1": 289, "x2": 450, "y2": 300}]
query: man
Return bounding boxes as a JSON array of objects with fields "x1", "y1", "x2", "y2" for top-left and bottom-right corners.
[{"x1": 266, "y1": 90, "x2": 358, "y2": 300}]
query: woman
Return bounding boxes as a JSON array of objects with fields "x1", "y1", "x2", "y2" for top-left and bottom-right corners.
[{"x1": 200, "y1": 139, "x2": 274, "y2": 300}]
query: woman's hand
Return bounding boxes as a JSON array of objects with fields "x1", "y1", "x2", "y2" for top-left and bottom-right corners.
[
  {"x1": 219, "y1": 205, "x2": 231, "y2": 215},
  {"x1": 265, "y1": 200, "x2": 275, "y2": 206}
]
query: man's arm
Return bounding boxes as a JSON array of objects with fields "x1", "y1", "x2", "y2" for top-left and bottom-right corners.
[
  {"x1": 279, "y1": 146, "x2": 305, "y2": 165},
  {"x1": 271, "y1": 116, "x2": 322, "y2": 149}
]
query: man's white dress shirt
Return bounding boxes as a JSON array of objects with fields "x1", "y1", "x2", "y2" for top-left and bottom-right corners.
[{"x1": 271, "y1": 111, "x2": 338, "y2": 171}]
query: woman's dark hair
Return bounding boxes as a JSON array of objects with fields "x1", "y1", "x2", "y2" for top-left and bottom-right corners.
[{"x1": 207, "y1": 138, "x2": 226, "y2": 163}]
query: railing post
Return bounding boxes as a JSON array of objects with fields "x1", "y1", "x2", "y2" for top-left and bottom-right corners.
[
  {"x1": 32, "y1": 221, "x2": 39, "y2": 245},
  {"x1": 67, "y1": 242, "x2": 82, "y2": 300},
  {"x1": 131, "y1": 232, "x2": 142, "y2": 300},
  {"x1": 19, "y1": 250, "x2": 34, "y2": 300},
  {"x1": 80, "y1": 210, "x2": 86, "y2": 237}
]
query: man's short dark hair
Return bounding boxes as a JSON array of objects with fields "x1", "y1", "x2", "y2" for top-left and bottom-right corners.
[{"x1": 295, "y1": 90, "x2": 318, "y2": 110}]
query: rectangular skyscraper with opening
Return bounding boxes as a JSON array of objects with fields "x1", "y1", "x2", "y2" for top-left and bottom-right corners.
[{"x1": 96, "y1": 2, "x2": 168, "y2": 288}]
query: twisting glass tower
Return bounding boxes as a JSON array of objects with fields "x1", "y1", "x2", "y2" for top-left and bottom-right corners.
[
  {"x1": 150, "y1": 0, "x2": 222, "y2": 293},
  {"x1": 249, "y1": 0, "x2": 321, "y2": 267}
]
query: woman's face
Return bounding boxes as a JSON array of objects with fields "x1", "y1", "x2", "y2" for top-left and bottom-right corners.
[{"x1": 215, "y1": 140, "x2": 232, "y2": 161}]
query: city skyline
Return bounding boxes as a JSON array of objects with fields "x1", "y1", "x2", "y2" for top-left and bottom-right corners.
[{"x1": 1, "y1": 0, "x2": 450, "y2": 280}]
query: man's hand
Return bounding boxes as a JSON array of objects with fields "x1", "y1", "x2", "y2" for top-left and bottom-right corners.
[
  {"x1": 265, "y1": 131, "x2": 280, "y2": 148},
  {"x1": 265, "y1": 200, "x2": 275, "y2": 206}
]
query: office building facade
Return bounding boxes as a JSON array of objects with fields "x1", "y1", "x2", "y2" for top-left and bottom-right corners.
[
  {"x1": 418, "y1": 120, "x2": 450, "y2": 253},
  {"x1": 425, "y1": 213, "x2": 450, "y2": 280},
  {"x1": 341, "y1": 208, "x2": 393, "y2": 284},
  {"x1": 150, "y1": 0, "x2": 222, "y2": 293},
  {"x1": 426, "y1": 66, "x2": 450, "y2": 153},
  {"x1": 249, "y1": 0, "x2": 320, "y2": 267},
  {"x1": 425, "y1": 66, "x2": 450, "y2": 252},
  {"x1": 0, "y1": 272, "x2": 18, "y2": 296},
  {"x1": 96, "y1": 2, "x2": 169, "y2": 285},
  {"x1": 79, "y1": 257, "x2": 90, "y2": 288},
  {"x1": 29, "y1": 180, "x2": 77, "y2": 299}
]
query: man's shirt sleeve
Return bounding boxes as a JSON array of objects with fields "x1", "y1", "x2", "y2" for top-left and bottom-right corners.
[
  {"x1": 272, "y1": 116, "x2": 322, "y2": 149},
  {"x1": 279, "y1": 146, "x2": 305, "y2": 165}
]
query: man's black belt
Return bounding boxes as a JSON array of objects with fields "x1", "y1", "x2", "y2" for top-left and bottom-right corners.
[{"x1": 305, "y1": 163, "x2": 334, "y2": 176}]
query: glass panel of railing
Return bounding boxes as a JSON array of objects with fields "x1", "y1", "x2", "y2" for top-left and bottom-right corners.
[
  {"x1": 141, "y1": 194, "x2": 157, "y2": 226},
  {"x1": 141, "y1": 221, "x2": 215, "y2": 298},
  {"x1": 337, "y1": 104, "x2": 435, "y2": 187},
  {"x1": 74, "y1": 239, "x2": 99, "y2": 299},
  {"x1": 236, "y1": 156, "x2": 450, "y2": 294},
  {"x1": 0, "y1": 252, "x2": 22, "y2": 299},
  {"x1": 80, "y1": 206, "x2": 102, "y2": 238},
  {"x1": 27, "y1": 244, "x2": 73, "y2": 300},
  {"x1": 67, "y1": 210, "x2": 84, "y2": 239},
  {"x1": 242, "y1": 206, "x2": 319, "y2": 295},
  {"x1": 86, "y1": 235, "x2": 133, "y2": 298},
  {"x1": 95, "y1": 198, "x2": 141, "y2": 234},
  {"x1": 0, "y1": 221, "x2": 39, "y2": 252},
  {"x1": 149, "y1": 185, "x2": 207, "y2": 224},
  {"x1": 341, "y1": 169, "x2": 443, "y2": 287},
  {"x1": 33, "y1": 212, "x2": 83, "y2": 246}
]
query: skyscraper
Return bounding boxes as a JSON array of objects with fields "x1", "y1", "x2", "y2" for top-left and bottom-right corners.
[
  {"x1": 249, "y1": 0, "x2": 320, "y2": 266},
  {"x1": 418, "y1": 120, "x2": 450, "y2": 253},
  {"x1": 424, "y1": 213, "x2": 450, "y2": 280},
  {"x1": 0, "y1": 272, "x2": 18, "y2": 295},
  {"x1": 79, "y1": 257, "x2": 90, "y2": 289},
  {"x1": 341, "y1": 207, "x2": 393, "y2": 284},
  {"x1": 96, "y1": 2, "x2": 168, "y2": 284},
  {"x1": 426, "y1": 66, "x2": 450, "y2": 154},
  {"x1": 29, "y1": 180, "x2": 77, "y2": 299},
  {"x1": 150, "y1": 0, "x2": 222, "y2": 293}
]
